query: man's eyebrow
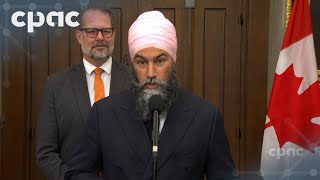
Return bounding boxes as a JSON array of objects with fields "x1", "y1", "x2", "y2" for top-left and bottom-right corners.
[
  {"x1": 134, "y1": 55, "x2": 145, "y2": 60},
  {"x1": 134, "y1": 53, "x2": 167, "y2": 60},
  {"x1": 156, "y1": 53, "x2": 167, "y2": 58}
]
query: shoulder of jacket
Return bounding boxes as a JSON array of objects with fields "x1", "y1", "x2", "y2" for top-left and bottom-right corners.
[{"x1": 47, "y1": 63, "x2": 83, "y2": 82}]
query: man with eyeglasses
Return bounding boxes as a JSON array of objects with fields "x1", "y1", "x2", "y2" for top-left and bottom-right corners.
[{"x1": 36, "y1": 6, "x2": 130, "y2": 180}]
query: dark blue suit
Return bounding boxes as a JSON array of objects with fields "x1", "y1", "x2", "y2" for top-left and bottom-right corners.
[{"x1": 65, "y1": 89, "x2": 238, "y2": 180}]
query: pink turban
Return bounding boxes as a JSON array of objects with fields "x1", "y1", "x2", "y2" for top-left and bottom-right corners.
[{"x1": 128, "y1": 11, "x2": 177, "y2": 61}]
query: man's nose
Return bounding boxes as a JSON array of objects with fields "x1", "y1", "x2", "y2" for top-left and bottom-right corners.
[
  {"x1": 147, "y1": 63, "x2": 156, "y2": 78},
  {"x1": 96, "y1": 31, "x2": 104, "y2": 39}
]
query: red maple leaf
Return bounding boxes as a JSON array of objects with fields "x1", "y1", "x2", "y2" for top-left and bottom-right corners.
[{"x1": 267, "y1": 64, "x2": 320, "y2": 152}]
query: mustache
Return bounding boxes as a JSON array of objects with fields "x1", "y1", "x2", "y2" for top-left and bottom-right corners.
[
  {"x1": 92, "y1": 41, "x2": 108, "y2": 48},
  {"x1": 137, "y1": 77, "x2": 168, "y2": 88}
]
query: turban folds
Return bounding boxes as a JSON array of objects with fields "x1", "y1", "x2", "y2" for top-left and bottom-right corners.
[{"x1": 128, "y1": 11, "x2": 177, "y2": 61}]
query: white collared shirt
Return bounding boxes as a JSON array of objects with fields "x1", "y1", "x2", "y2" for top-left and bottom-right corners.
[
  {"x1": 83, "y1": 57, "x2": 112, "y2": 106},
  {"x1": 159, "y1": 111, "x2": 167, "y2": 133}
]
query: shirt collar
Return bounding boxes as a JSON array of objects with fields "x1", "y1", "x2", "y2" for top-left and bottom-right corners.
[{"x1": 83, "y1": 57, "x2": 112, "y2": 76}]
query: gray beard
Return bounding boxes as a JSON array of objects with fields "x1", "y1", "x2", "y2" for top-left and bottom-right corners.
[
  {"x1": 91, "y1": 51, "x2": 109, "y2": 61},
  {"x1": 130, "y1": 66, "x2": 179, "y2": 122},
  {"x1": 82, "y1": 41, "x2": 113, "y2": 61}
]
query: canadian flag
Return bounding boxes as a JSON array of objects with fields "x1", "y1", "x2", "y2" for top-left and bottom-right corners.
[{"x1": 261, "y1": 0, "x2": 320, "y2": 180}]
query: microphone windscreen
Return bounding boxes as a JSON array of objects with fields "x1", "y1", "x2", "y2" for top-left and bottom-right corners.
[{"x1": 148, "y1": 95, "x2": 164, "y2": 112}]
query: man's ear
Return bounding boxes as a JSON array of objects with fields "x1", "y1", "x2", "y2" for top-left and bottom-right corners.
[{"x1": 76, "y1": 30, "x2": 82, "y2": 44}]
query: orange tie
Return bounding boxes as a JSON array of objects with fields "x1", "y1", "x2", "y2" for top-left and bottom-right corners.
[{"x1": 94, "y1": 68, "x2": 105, "y2": 102}]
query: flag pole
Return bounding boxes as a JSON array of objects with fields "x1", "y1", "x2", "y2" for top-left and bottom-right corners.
[{"x1": 286, "y1": 0, "x2": 293, "y2": 27}]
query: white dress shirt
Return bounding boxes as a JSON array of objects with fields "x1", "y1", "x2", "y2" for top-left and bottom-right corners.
[
  {"x1": 83, "y1": 57, "x2": 112, "y2": 106},
  {"x1": 159, "y1": 111, "x2": 167, "y2": 133}
]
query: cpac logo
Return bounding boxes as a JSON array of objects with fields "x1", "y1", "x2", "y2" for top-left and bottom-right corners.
[
  {"x1": 11, "y1": 11, "x2": 80, "y2": 33},
  {"x1": 268, "y1": 148, "x2": 304, "y2": 159}
]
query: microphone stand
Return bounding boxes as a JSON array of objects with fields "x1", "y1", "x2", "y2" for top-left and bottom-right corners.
[{"x1": 152, "y1": 110, "x2": 160, "y2": 180}]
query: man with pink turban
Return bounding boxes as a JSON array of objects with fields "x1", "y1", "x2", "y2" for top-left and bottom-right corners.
[{"x1": 66, "y1": 11, "x2": 238, "y2": 180}]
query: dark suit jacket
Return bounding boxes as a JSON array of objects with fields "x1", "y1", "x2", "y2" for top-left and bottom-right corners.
[
  {"x1": 65, "y1": 89, "x2": 239, "y2": 180},
  {"x1": 37, "y1": 60, "x2": 130, "y2": 180}
]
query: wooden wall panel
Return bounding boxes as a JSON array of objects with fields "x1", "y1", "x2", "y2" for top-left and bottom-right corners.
[
  {"x1": 120, "y1": 0, "x2": 138, "y2": 64},
  {"x1": 192, "y1": 8, "x2": 205, "y2": 97},
  {"x1": 1, "y1": 8, "x2": 28, "y2": 180},
  {"x1": 245, "y1": 0, "x2": 269, "y2": 169},
  {"x1": 30, "y1": 25, "x2": 50, "y2": 180},
  {"x1": 110, "y1": 8, "x2": 121, "y2": 63},
  {"x1": 240, "y1": 0, "x2": 269, "y2": 179},
  {"x1": 203, "y1": 9, "x2": 226, "y2": 113},
  {"x1": 70, "y1": 27, "x2": 82, "y2": 65},
  {"x1": 48, "y1": 26, "x2": 70, "y2": 74},
  {"x1": 192, "y1": 0, "x2": 242, "y2": 168}
]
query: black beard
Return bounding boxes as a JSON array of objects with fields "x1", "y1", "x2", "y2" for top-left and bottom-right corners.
[{"x1": 129, "y1": 66, "x2": 179, "y2": 122}]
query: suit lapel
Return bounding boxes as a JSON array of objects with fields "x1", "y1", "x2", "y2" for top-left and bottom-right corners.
[
  {"x1": 69, "y1": 63, "x2": 91, "y2": 123},
  {"x1": 115, "y1": 95, "x2": 152, "y2": 167},
  {"x1": 156, "y1": 91, "x2": 197, "y2": 170},
  {"x1": 110, "y1": 60, "x2": 127, "y2": 95}
]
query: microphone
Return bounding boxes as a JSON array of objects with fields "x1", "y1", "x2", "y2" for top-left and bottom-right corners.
[
  {"x1": 148, "y1": 95, "x2": 164, "y2": 180},
  {"x1": 148, "y1": 94, "x2": 164, "y2": 113}
]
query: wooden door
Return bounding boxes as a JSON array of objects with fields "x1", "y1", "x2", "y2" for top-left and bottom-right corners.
[
  {"x1": 192, "y1": 0, "x2": 242, "y2": 168},
  {"x1": 138, "y1": 0, "x2": 243, "y2": 168}
]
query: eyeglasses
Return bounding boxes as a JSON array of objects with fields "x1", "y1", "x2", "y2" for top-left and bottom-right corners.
[{"x1": 79, "y1": 28, "x2": 115, "y2": 38}]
